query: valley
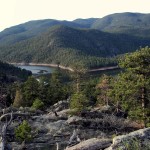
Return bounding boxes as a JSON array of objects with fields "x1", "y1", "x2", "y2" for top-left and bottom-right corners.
[
  {"x1": 1, "y1": 12, "x2": 150, "y2": 150},
  {"x1": 0, "y1": 13, "x2": 150, "y2": 70}
]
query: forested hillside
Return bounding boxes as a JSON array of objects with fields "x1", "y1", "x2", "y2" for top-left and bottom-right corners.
[
  {"x1": 1, "y1": 12, "x2": 150, "y2": 150},
  {"x1": 0, "y1": 19, "x2": 90, "y2": 46},
  {"x1": 0, "y1": 61, "x2": 32, "y2": 82},
  {"x1": 92, "y1": 12, "x2": 150, "y2": 37},
  {"x1": 0, "y1": 25, "x2": 150, "y2": 69},
  {"x1": 1, "y1": 12, "x2": 150, "y2": 69},
  {"x1": 1, "y1": 12, "x2": 150, "y2": 47}
]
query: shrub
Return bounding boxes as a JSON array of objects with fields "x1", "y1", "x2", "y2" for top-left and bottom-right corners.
[
  {"x1": 67, "y1": 109, "x2": 80, "y2": 116},
  {"x1": 146, "y1": 122, "x2": 150, "y2": 127},
  {"x1": 31, "y1": 98, "x2": 44, "y2": 110},
  {"x1": 15, "y1": 120, "x2": 32, "y2": 142}
]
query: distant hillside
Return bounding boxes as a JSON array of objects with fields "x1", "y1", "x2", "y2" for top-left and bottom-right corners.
[
  {"x1": 1, "y1": 12, "x2": 150, "y2": 69},
  {"x1": 0, "y1": 25, "x2": 150, "y2": 69},
  {"x1": 0, "y1": 19, "x2": 91, "y2": 46},
  {"x1": 92, "y1": 12, "x2": 150, "y2": 37},
  {"x1": 73, "y1": 18, "x2": 98, "y2": 28},
  {"x1": 1, "y1": 12, "x2": 150, "y2": 47}
]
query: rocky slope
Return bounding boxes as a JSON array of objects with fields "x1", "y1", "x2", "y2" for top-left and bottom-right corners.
[{"x1": 0, "y1": 100, "x2": 145, "y2": 150}]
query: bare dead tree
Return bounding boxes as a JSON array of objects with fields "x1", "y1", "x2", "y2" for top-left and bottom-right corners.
[
  {"x1": 68, "y1": 129, "x2": 81, "y2": 147},
  {"x1": 0, "y1": 112, "x2": 31, "y2": 121},
  {"x1": 0, "y1": 112, "x2": 33, "y2": 150},
  {"x1": 0, "y1": 112, "x2": 13, "y2": 150}
]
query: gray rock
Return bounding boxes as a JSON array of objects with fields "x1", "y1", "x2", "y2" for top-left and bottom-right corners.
[
  {"x1": 66, "y1": 116, "x2": 83, "y2": 124},
  {"x1": 45, "y1": 120, "x2": 66, "y2": 134},
  {"x1": 33, "y1": 134, "x2": 53, "y2": 143},
  {"x1": 65, "y1": 138, "x2": 112, "y2": 150},
  {"x1": 105, "y1": 127, "x2": 150, "y2": 150},
  {"x1": 51, "y1": 100, "x2": 69, "y2": 112}
]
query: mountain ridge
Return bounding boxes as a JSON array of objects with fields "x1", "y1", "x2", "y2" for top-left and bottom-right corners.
[
  {"x1": 1, "y1": 12, "x2": 150, "y2": 69},
  {"x1": 0, "y1": 25, "x2": 150, "y2": 68},
  {"x1": 1, "y1": 12, "x2": 150, "y2": 46},
  {"x1": 92, "y1": 12, "x2": 150, "y2": 37}
]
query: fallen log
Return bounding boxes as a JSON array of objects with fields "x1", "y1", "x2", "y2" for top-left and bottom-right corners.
[{"x1": 65, "y1": 138, "x2": 112, "y2": 150}]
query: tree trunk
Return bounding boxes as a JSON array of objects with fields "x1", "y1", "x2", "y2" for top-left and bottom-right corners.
[
  {"x1": 116, "y1": 101, "x2": 119, "y2": 113},
  {"x1": 1, "y1": 113, "x2": 13, "y2": 150},
  {"x1": 141, "y1": 87, "x2": 146, "y2": 127},
  {"x1": 76, "y1": 77, "x2": 80, "y2": 93}
]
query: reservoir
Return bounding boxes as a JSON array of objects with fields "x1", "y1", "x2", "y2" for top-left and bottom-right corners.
[
  {"x1": 17, "y1": 65, "x2": 56, "y2": 74},
  {"x1": 16, "y1": 64, "x2": 120, "y2": 76}
]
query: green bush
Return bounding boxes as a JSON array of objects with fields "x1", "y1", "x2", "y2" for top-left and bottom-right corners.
[
  {"x1": 67, "y1": 109, "x2": 80, "y2": 116},
  {"x1": 15, "y1": 120, "x2": 32, "y2": 142},
  {"x1": 146, "y1": 122, "x2": 150, "y2": 128},
  {"x1": 31, "y1": 98, "x2": 44, "y2": 110}
]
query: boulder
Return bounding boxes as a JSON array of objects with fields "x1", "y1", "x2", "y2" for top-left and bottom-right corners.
[
  {"x1": 51, "y1": 100, "x2": 69, "y2": 112},
  {"x1": 45, "y1": 120, "x2": 66, "y2": 134},
  {"x1": 105, "y1": 127, "x2": 150, "y2": 150},
  {"x1": 66, "y1": 116, "x2": 83, "y2": 124},
  {"x1": 65, "y1": 138, "x2": 111, "y2": 150}
]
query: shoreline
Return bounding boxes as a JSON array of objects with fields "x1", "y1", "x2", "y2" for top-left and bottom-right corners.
[
  {"x1": 89, "y1": 66, "x2": 119, "y2": 72},
  {"x1": 10, "y1": 62, "x2": 74, "y2": 72},
  {"x1": 10, "y1": 62, "x2": 119, "y2": 72}
]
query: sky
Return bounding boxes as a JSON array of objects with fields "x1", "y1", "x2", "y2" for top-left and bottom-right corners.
[{"x1": 0, "y1": 0, "x2": 150, "y2": 31}]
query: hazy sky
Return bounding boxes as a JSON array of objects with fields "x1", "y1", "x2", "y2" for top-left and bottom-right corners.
[{"x1": 0, "y1": 0, "x2": 150, "y2": 31}]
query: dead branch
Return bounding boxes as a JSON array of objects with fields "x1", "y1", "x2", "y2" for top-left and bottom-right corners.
[
  {"x1": 0, "y1": 112, "x2": 32, "y2": 122},
  {"x1": 0, "y1": 112, "x2": 33, "y2": 150}
]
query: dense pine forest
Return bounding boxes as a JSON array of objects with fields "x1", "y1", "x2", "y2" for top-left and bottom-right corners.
[
  {"x1": 1, "y1": 47, "x2": 150, "y2": 150},
  {"x1": 0, "y1": 25, "x2": 150, "y2": 69},
  {"x1": 8, "y1": 47, "x2": 149, "y2": 126},
  {"x1": 1, "y1": 47, "x2": 150, "y2": 126},
  {"x1": 1, "y1": 13, "x2": 150, "y2": 69},
  {"x1": 0, "y1": 61, "x2": 31, "y2": 82},
  {"x1": 0, "y1": 61, "x2": 31, "y2": 108}
]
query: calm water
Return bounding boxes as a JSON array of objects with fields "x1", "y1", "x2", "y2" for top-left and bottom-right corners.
[
  {"x1": 17, "y1": 65, "x2": 56, "y2": 74},
  {"x1": 17, "y1": 65, "x2": 121, "y2": 76}
]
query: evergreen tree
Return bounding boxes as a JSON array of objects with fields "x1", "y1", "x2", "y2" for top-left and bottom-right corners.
[
  {"x1": 22, "y1": 76, "x2": 39, "y2": 106},
  {"x1": 72, "y1": 63, "x2": 87, "y2": 93},
  {"x1": 15, "y1": 120, "x2": 32, "y2": 142},
  {"x1": 47, "y1": 70, "x2": 68, "y2": 104},
  {"x1": 70, "y1": 92, "x2": 89, "y2": 111},
  {"x1": 109, "y1": 47, "x2": 150, "y2": 126},
  {"x1": 13, "y1": 89, "x2": 24, "y2": 108},
  {"x1": 96, "y1": 74, "x2": 111, "y2": 106}
]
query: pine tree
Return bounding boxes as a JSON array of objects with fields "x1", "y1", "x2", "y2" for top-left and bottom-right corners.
[
  {"x1": 109, "y1": 47, "x2": 150, "y2": 126},
  {"x1": 70, "y1": 92, "x2": 89, "y2": 111},
  {"x1": 72, "y1": 63, "x2": 87, "y2": 93},
  {"x1": 15, "y1": 120, "x2": 32, "y2": 142},
  {"x1": 13, "y1": 89, "x2": 24, "y2": 108},
  {"x1": 96, "y1": 74, "x2": 111, "y2": 106},
  {"x1": 47, "y1": 70, "x2": 68, "y2": 105},
  {"x1": 22, "y1": 76, "x2": 39, "y2": 106}
]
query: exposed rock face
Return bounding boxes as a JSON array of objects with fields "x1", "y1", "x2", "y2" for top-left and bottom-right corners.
[
  {"x1": 66, "y1": 113, "x2": 134, "y2": 133},
  {"x1": 51, "y1": 100, "x2": 69, "y2": 112},
  {"x1": 1, "y1": 101, "x2": 145, "y2": 150},
  {"x1": 66, "y1": 116, "x2": 82, "y2": 124},
  {"x1": 105, "y1": 127, "x2": 150, "y2": 150},
  {"x1": 65, "y1": 138, "x2": 112, "y2": 150}
]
